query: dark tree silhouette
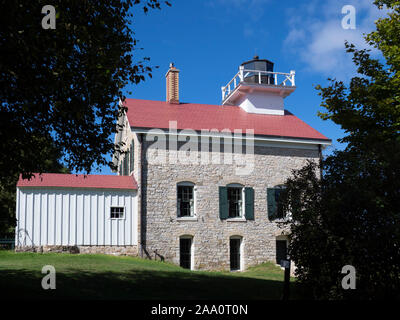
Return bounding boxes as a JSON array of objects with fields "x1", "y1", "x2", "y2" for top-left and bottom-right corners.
[
  {"x1": 279, "y1": 0, "x2": 400, "y2": 299},
  {"x1": 0, "y1": 0, "x2": 171, "y2": 235},
  {"x1": 0, "y1": 0, "x2": 171, "y2": 184}
]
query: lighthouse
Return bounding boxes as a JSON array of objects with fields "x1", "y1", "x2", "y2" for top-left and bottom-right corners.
[{"x1": 221, "y1": 56, "x2": 296, "y2": 115}]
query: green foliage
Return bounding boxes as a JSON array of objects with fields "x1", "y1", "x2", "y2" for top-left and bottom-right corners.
[
  {"x1": 0, "y1": 0, "x2": 170, "y2": 236},
  {"x1": 280, "y1": 1, "x2": 400, "y2": 299},
  {"x1": 0, "y1": 0, "x2": 171, "y2": 183},
  {"x1": 316, "y1": 0, "x2": 399, "y2": 151},
  {"x1": 0, "y1": 138, "x2": 69, "y2": 237},
  {"x1": 280, "y1": 154, "x2": 400, "y2": 299}
]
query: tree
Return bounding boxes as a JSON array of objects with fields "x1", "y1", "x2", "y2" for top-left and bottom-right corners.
[
  {"x1": 279, "y1": 0, "x2": 400, "y2": 299},
  {"x1": 0, "y1": 0, "x2": 170, "y2": 236},
  {"x1": 0, "y1": 0, "x2": 171, "y2": 186},
  {"x1": 0, "y1": 136, "x2": 69, "y2": 237}
]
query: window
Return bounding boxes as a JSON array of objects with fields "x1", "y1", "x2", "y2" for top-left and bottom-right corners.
[
  {"x1": 177, "y1": 182, "x2": 195, "y2": 217},
  {"x1": 228, "y1": 187, "x2": 243, "y2": 218},
  {"x1": 110, "y1": 207, "x2": 124, "y2": 219},
  {"x1": 123, "y1": 152, "x2": 129, "y2": 176},
  {"x1": 129, "y1": 140, "x2": 134, "y2": 173},
  {"x1": 267, "y1": 186, "x2": 286, "y2": 220},
  {"x1": 219, "y1": 185, "x2": 254, "y2": 220}
]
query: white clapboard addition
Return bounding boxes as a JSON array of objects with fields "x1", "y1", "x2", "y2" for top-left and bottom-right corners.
[{"x1": 15, "y1": 174, "x2": 138, "y2": 247}]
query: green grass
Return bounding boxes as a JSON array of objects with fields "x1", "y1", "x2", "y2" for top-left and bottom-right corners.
[{"x1": 0, "y1": 250, "x2": 298, "y2": 299}]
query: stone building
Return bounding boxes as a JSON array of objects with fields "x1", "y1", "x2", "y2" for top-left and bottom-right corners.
[
  {"x1": 113, "y1": 57, "x2": 331, "y2": 271},
  {"x1": 15, "y1": 58, "x2": 330, "y2": 271}
]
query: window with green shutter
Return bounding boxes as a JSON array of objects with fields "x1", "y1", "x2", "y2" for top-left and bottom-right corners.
[
  {"x1": 267, "y1": 187, "x2": 285, "y2": 220},
  {"x1": 275, "y1": 188, "x2": 284, "y2": 218},
  {"x1": 220, "y1": 185, "x2": 254, "y2": 220},
  {"x1": 177, "y1": 184, "x2": 194, "y2": 217},
  {"x1": 227, "y1": 187, "x2": 242, "y2": 218},
  {"x1": 244, "y1": 187, "x2": 254, "y2": 220},
  {"x1": 219, "y1": 186, "x2": 228, "y2": 220},
  {"x1": 267, "y1": 188, "x2": 277, "y2": 220}
]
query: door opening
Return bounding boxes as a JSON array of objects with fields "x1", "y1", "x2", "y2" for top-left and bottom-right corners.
[
  {"x1": 230, "y1": 238, "x2": 241, "y2": 271},
  {"x1": 276, "y1": 240, "x2": 287, "y2": 266},
  {"x1": 180, "y1": 238, "x2": 192, "y2": 269}
]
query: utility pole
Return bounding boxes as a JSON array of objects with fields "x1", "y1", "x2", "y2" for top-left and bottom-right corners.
[{"x1": 282, "y1": 259, "x2": 291, "y2": 300}]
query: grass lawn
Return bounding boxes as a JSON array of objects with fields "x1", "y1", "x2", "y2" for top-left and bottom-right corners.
[{"x1": 0, "y1": 250, "x2": 299, "y2": 300}]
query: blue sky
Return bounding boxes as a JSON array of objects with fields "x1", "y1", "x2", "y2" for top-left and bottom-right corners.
[{"x1": 96, "y1": 0, "x2": 388, "y2": 174}]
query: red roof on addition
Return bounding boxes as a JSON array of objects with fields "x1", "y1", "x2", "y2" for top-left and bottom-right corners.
[
  {"x1": 125, "y1": 99, "x2": 330, "y2": 142},
  {"x1": 17, "y1": 173, "x2": 138, "y2": 190}
]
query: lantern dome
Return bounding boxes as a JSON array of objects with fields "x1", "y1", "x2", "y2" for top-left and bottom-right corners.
[{"x1": 241, "y1": 56, "x2": 274, "y2": 85}]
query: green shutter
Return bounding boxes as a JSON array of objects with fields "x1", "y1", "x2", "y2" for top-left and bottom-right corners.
[
  {"x1": 267, "y1": 188, "x2": 277, "y2": 220},
  {"x1": 219, "y1": 186, "x2": 228, "y2": 220},
  {"x1": 245, "y1": 187, "x2": 254, "y2": 220},
  {"x1": 275, "y1": 189, "x2": 283, "y2": 218}
]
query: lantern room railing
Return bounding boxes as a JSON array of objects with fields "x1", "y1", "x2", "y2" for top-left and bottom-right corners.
[{"x1": 221, "y1": 66, "x2": 296, "y2": 102}]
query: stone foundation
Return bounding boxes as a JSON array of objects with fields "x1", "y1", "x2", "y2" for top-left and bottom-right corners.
[
  {"x1": 15, "y1": 245, "x2": 138, "y2": 256},
  {"x1": 78, "y1": 245, "x2": 138, "y2": 256}
]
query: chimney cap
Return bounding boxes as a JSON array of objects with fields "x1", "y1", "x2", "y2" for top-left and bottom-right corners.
[{"x1": 169, "y1": 62, "x2": 175, "y2": 68}]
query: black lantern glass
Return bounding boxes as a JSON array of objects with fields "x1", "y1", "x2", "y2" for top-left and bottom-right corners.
[{"x1": 241, "y1": 57, "x2": 274, "y2": 85}]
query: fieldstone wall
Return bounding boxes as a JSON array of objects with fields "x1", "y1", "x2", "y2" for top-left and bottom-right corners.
[
  {"x1": 138, "y1": 137, "x2": 319, "y2": 271},
  {"x1": 15, "y1": 245, "x2": 138, "y2": 256}
]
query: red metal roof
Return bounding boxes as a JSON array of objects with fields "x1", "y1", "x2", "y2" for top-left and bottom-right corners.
[
  {"x1": 17, "y1": 173, "x2": 138, "y2": 190},
  {"x1": 125, "y1": 99, "x2": 330, "y2": 142}
]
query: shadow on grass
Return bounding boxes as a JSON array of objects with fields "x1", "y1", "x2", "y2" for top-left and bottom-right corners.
[{"x1": 0, "y1": 268, "x2": 295, "y2": 300}]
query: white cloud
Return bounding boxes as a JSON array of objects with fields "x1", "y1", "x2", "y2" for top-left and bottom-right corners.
[{"x1": 284, "y1": 0, "x2": 390, "y2": 80}]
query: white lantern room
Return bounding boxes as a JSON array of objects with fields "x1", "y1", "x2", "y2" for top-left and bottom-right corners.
[{"x1": 221, "y1": 56, "x2": 296, "y2": 115}]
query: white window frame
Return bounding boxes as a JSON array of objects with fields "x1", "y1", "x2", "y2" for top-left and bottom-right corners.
[
  {"x1": 177, "y1": 182, "x2": 197, "y2": 220},
  {"x1": 110, "y1": 206, "x2": 125, "y2": 220},
  {"x1": 226, "y1": 183, "x2": 245, "y2": 221}
]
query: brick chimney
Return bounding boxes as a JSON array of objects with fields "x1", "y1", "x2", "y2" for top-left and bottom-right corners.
[{"x1": 166, "y1": 63, "x2": 179, "y2": 104}]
